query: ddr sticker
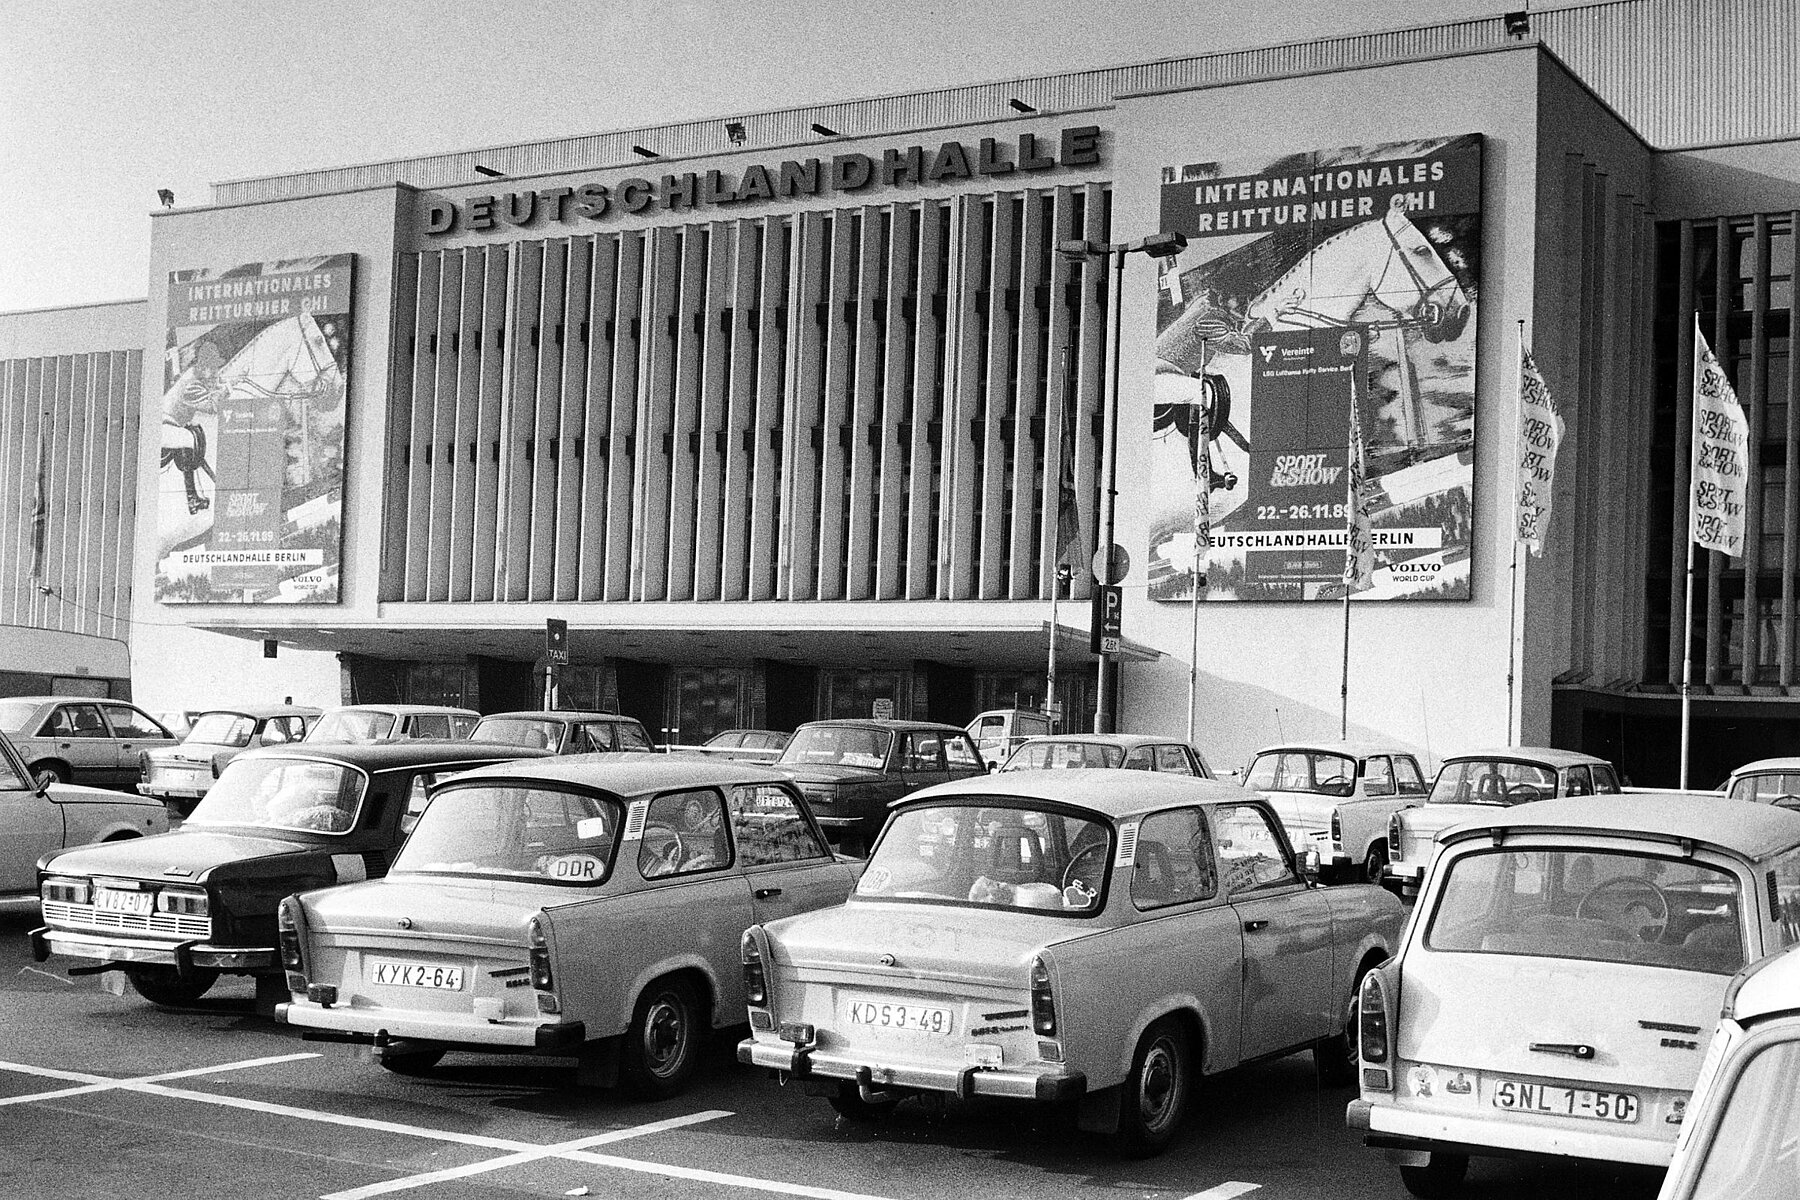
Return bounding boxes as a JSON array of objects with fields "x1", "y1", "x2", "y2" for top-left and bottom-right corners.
[{"x1": 542, "y1": 853, "x2": 604, "y2": 882}]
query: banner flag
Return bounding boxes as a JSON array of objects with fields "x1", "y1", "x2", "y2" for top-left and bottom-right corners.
[
  {"x1": 30, "y1": 422, "x2": 47, "y2": 580},
  {"x1": 1054, "y1": 370, "x2": 1081, "y2": 567},
  {"x1": 1691, "y1": 323, "x2": 1749, "y2": 556},
  {"x1": 1515, "y1": 345, "x2": 1564, "y2": 556},
  {"x1": 1343, "y1": 381, "x2": 1375, "y2": 593}
]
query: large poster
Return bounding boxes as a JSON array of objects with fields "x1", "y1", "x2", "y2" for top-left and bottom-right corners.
[
  {"x1": 1149, "y1": 136, "x2": 1482, "y2": 601},
  {"x1": 156, "y1": 256, "x2": 353, "y2": 604}
]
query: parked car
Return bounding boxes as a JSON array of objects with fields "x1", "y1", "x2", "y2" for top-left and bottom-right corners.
[
  {"x1": 30, "y1": 741, "x2": 548, "y2": 1009},
  {"x1": 0, "y1": 695, "x2": 177, "y2": 791},
  {"x1": 469, "y1": 710, "x2": 654, "y2": 754},
  {"x1": 276, "y1": 755, "x2": 859, "y2": 1094},
  {"x1": 304, "y1": 704, "x2": 479, "y2": 744},
  {"x1": 1348, "y1": 794, "x2": 1800, "y2": 1196},
  {"x1": 773, "y1": 719, "x2": 986, "y2": 854},
  {"x1": 153, "y1": 710, "x2": 207, "y2": 740},
  {"x1": 1384, "y1": 747, "x2": 1620, "y2": 897},
  {"x1": 1242, "y1": 741, "x2": 1430, "y2": 885},
  {"x1": 740, "y1": 770, "x2": 1406, "y2": 1156},
  {"x1": 1656, "y1": 943, "x2": 1800, "y2": 1200},
  {"x1": 999, "y1": 733, "x2": 1212, "y2": 779},
  {"x1": 692, "y1": 729, "x2": 791, "y2": 762},
  {"x1": 1722, "y1": 757, "x2": 1800, "y2": 808},
  {"x1": 1, "y1": 730, "x2": 167, "y2": 905},
  {"x1": 138, "y1": 705, "x2": 321, "y2": 817},
  {"x1": 966, "y1": 708, "x2": 1054, "y2": 770}
]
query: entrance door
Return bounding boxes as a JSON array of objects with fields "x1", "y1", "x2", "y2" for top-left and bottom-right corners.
[
  {"x1": 820, "y1": 670, "x2": 908, "y2": 721},
  {"x1": 668, "y1": 667, "x2": 747, "y2": 747}
]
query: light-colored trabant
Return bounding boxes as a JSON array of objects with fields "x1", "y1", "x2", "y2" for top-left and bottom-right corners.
[
  {"x1": 1722, "y1": 756, "x2": 1800, "y2": 809},
  {"x1": 468, "y1": 710, "x2": 654, "y2": 755},
  {"x1": 276, "y1": 755, "x2": 858, "y2": 1097},
  {"x1": 139, "y1": 705, "x2": 320, "y2": 816},
  {"x1": 303, "y1": 704, "x2": 478, "y2": 745},
  {"x1": 739, "y1": 770, "x2": 1405, "y2": 1156},
  {"x1": 1349, "y1": 795, "x2": 1800, "y2": 1197},
  {"x1": 1241, "y1": 740, "x2": 1430, "y2": 884},
  {"x1": 999, "y1": 733, "x2": 1213, "y2": 779},
  {"x1": 1657, "y1": 943, "x2": 1800, "y2": 1200},
  {"x1": 1384, "y1": 747, "x2": 1619, "y2": 897}
]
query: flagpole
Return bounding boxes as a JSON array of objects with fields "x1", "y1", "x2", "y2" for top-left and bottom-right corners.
[
  {"x1": 1047, "y1": 345, "x2": 1070, "y2": 735},
  {"x1": 1188, "y1": 341, "x2": 1207, "y2": 746},
  {"x1": 1508, "y1": 320, "x2": 1524, "y2": 746},
  {"x1": 1680, "y1": 536, "x2": 1697, "y2": 790},
  {"x1": 1340, "y1": 583, "x2": 1352, "y2": 740}
]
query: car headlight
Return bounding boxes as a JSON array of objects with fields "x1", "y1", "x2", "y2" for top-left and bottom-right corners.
[
  {"x1": 155, "y1": 886, "x2": 209, "y2": 916},
  {"x1": 41, "y1": 876, "x2": 92, "y2": 905}
]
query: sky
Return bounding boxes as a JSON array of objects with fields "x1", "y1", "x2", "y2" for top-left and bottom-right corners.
[{"x1": 0, "y1": 0, "x2": 1507, "y2": 314}]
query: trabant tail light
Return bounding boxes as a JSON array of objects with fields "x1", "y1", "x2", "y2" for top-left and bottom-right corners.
[
  {"x1": 1387, "y1": 813, "x2": 1402, "y2": 857},
  {"x1": 41, "y1": 876, "x2": 91, "y2": 905},
  {"x1": 1330, "y1": 810, "x2": 1342, "y2": 848},
  {"x1": 277, "y1": 897, "x2": 307, "y2": 991},
  {"x1": 1030, "y1": 955, "x2": 1057, "y2": 1037},
  {"x1": 741, "y1": 929, "x2": 768, "y2": 1007},
  {"x1": 156, "y1": 886, "x2": 208, "y2": 916},
  {"x1": 528, "y1": 915, "x2": 553, "y2": 990},
  {"x1": 1359, "y1": 972, "x2": 1393, "y2": 1091}
]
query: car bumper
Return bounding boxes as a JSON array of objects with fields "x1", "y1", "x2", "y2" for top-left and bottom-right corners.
[
  {"x1": 140, "y1": 783, "x2": 208, "y2": 799},
  {"x1": 31, "y1": 926, "x2": 276, "y2": 972},
  {"x1": 277, "y1": 1000, "x2": 587, "y2": 1052},
  {"x1": 1347, "y1": 1097, "x2": 1675, "y2": 1168},
  {"x1": 1383, "y1": 861, "x2": 1426, "y2": 889},
  {"x1": 737, "y1": 1036, "x2": 1085, "y2": 1103}
]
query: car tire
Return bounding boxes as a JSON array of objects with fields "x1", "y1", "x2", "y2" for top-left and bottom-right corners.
[
  {"x1": 31, "y1": 762, "x2": 69, "y2": 789},
  {"x1": 827, "y1": 1081, "x2": 899, "y2": 1122},
  {"x1": 1314, "y1": 968, "x2": 1369, "y2": 1086},
  {"x1": 377, "y1": 1048, "x2": 446, "y2": 1076},
  {"x1": 1108, "y1": 1016, "x2": 1191, "y2": 1158},
  {"x1": 1362, "y1": 843, "x2": 1390, "y2": 884},
  {"x1": 620, "y1": 976, "x2": 703, "y2": 1100},
  {"x1": 125, "y1": 966, "x2": 218, "y2": 1007},
  {"x1": 1399, "y1": 1152, "x2": 1469, "y2": 1198}
]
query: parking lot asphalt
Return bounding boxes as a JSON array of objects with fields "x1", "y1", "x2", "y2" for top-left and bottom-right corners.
[{"x1": 0, "y1": 907, "x2": 1664, "y2": 1200}]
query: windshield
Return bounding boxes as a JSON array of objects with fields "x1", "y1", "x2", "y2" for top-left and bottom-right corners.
[
  {"x1": 394, "y1": 783, "x2": 623, "y2": 884},
  {"x1": 1424, "y1": 847, "x2": 1747, "y2": 974},
  {"x1": 186, "y1": 713, "x2": 255, "y2": 747},
  {"x1": 1729, "y1": 772, "x2": 1800, "y2": 806},
  {"x1": 1428, "y1": 758, "x2": 1558, "y2": 805},
  {"x1": 0, "y1": 701, "x2": 36, "y2": 733},
  {"x1": 855, "y1": 802, "x2": 1111, "y2": 915},
  {"x1": 307, "y1": 710, "x2": 396, "y2": 743},
  {"x1": 471, "y1": 718, "x2": 560, "y2": 751},
  {"x1": 186, "y1": 757, "x2": 365, "y2": 834},
  {"x1": 1001, "y1": 741, "x2": 1125, "y2": 771},
  {"x1": 778, "y1": 726, "x2": 892, "y2": 769},
  {"x1": 1244, "y1": 751, "x2": 1357, "y2": 796},
  {"x1": 1685, "y1": 1033, "x2": 1800, "y2": 1199}
]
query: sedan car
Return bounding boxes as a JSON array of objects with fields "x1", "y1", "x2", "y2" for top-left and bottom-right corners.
[
  {"x1": 0, "y1": 696, "x2": 177, "y2": 791},
  {"x1": 1722, "y1": 757, "x2": 1800, "y2": 808},
  {"x1": 1657, "y1": 943, "x2": 1800, "y2": 1200},
  {"x1": 696, "y1": 729, "x2": 791, "y2": 762},
  {"x1": 1242, "y1": 741, "x2": 1431, "y2": 884},
  {"x1": 1349, "y1": 794, "x2": 1800, "y2": 1196},
  {"x1": 739, "y1": 771, "x2": 1405, "y2": 1156},
  {"x1": 773, "y1": 719, "x2": 986, "y2": 854},
  {"x1": 139, "y1": 705, "x2": 321, "y2": 817},
  {"x1": 276, "y1": 755, "x2": 858, "y2": 1096},
  {"x1": 304, "y1": 704, "x2": 479, "y2": 744},
  {"x1": 1, "y1": 729, "x2": 167, "y2": 905},
  {"x1": 999, "y1": 733, "x2": 1212, "y2": 778},
  {"x1": 1384, "y1": 747, "x2": 1620, "y2": 897},
  {"x1": 30, "y1": 741, "x2": 547, "y2": 1009},
  {"x1": 469, "y1": 710, "x2": 655, "y2": 754}
]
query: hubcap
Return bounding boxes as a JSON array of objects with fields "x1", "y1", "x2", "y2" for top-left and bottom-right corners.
[
  {"x1": 1138, "y1": 1038, "x2": 1180, "y2": 1130},
  {"x1": 644, "y1": 995, "x2": 688, "y2": 1075}
]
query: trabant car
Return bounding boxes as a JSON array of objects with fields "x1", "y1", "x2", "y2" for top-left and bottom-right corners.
[
  {"x1": 0, "y1": 695, "x2": 177, "y2": 790},
  {"x1": 139, "y1": 704, "x2": 321, "y2": 816},
  {"x1": 276, "y1": 755, "x2": 858, "y2": 1097},
  {"x1": 1385, "y1": 747, "x2": 1620, "y2": 897},
  {"x1": 469, "y1": 710, "x2": 654, "y2": 755},
  {"x1": 1722, "y1": 757, "x2": 1800, "y2": 808},
  {"x1": 1242, "y1": 741, "x2": 1431, "y2": 884},
  {"x1": 1349, "y1": 795, "x2": 1800, "y2": 1197},
  {"x1": 999, "y1": 733, "x2": 1212, "y2": 779},
  {"x1": 774, "y1": 719, "x2": 986, "y2": 854},
  {"x1": 1657, "y1": 943, "x2": 1800, "y2": 1200},
  {"x1": 1, "y1": 729, "x2": 167, "y2": 907},
  {"x1": 688, "y1": 729, "x2": 791, "y2": 762},
  {"x1": 739, "y1": 770, "x2": 1405, "y2": 1156},
  {"x1": 304, "y1": 704, "x2": 479, "y2": 744},
  {"x1": 967, "y1": 708, "x2": 1054, "y2": 770},
  {"x1": 31, "y1": 741, "x2": 545, "y2": 1008}
]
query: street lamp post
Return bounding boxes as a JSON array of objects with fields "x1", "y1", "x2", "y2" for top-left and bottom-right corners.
[{"x1": 1058, "y1": 230, "x2": 1187, "y2": 735}]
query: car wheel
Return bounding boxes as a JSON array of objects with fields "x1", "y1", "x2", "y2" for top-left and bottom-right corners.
[
  {"x1": 827, "y1": 1081, "x2": 899, "y2": 1122},
  {"x1": 620, "y1": 976, "x2": 703, "y2": 1100},
  {"x1": 1108, "y1": 1016, "x2": 1191, "y2": 1158},
  {"x1": 377, "y1": 1047, "x2": 446, "y2": 1076},
  {"x1": 1399, "y1": 1152, "x2": 1469, "y2": 1198},
  {"x1": 1362, "y1": 842, "x2": 1390, "y2": 884},
  {"x1": 125, "y1": 966, "x2": 219, "y2": 1007},
  {"x1": 1314, "y1": 968, "x2": 1368, "y2": 1086},
  {"x1": 31, "y1": 762, "x2": 69, "y2": 789}
]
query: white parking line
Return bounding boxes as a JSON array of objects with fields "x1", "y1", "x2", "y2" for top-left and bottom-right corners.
[
  {"x1": 1179, "y1": 1184, "x2": 1261, "y2": 1200},
  {"x1": 0, "y1": 1053, "x2": 320, "y2": 1107},
  {"x1": 560, "y1": 1150, "x2": 901, "y2": 1200}
]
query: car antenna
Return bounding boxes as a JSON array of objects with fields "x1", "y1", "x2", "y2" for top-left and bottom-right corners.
[{"x1": 1273, "y1": 706, "x2": 1284, "y2": 740}]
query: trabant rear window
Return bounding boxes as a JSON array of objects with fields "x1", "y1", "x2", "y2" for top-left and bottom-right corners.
[
  {"x1": 187, "y1": 758, "x2": 365, "y2": 835},
  {"x1": 395, "y1": 783, "x2": 623, "y2": 885},
  {"x1": 1428, "y1": 759, "x2": 1557, "y2": 805},
  {"x1": 471, "y1": 718, "x2": 560, "y2": 751},
  {"x1": 1003, "y1": 741, "x2": 1124, "y2": 771},
  {"x1": 308, "y1": 710, "x2": 395, "y2": 743},
  {"x1": 855, "y1": 802, "x2": 1110, "y2": 915},
  {"x1": 1244, "y1": 751, "x2": 1355, "y2": 796},
  {"x1": 187, "y1": 712, "x2": 255, "y2": 747},
  {"x1": 1424, "y1": 848, "x2": 1747, "y2": 974},
  {"x1": 1729, "y1": 772, "x2": 1800, "y2": 807}
]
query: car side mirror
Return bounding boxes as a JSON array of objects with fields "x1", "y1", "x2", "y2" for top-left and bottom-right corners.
[{"x1": 1298, "y1": 846, "x2": 1322, "y2": 885}]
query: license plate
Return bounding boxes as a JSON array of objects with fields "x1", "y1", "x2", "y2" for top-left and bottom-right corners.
[
  {"x1": 846, "y1": 999, "x2": 954, "y2": 1035},
  {"x1": 368, "y1": 959, "x2": 465, "y2": 991},
  {"x1": 95, "y1": 888, "x2": 153, "y2": 916},
  {"x1": 1493, "y1": 1079, "x2": 1639, "y2": 1123}
]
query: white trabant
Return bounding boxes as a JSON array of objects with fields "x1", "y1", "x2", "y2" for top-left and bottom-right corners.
[
  {"x1": 1658, "y1": 942, "x2": 1800, "y2": 1200},
  {"x1": 276, "y1": 755, "x2": 858, "y2": 1097},
  {"x1": 1241, "y1": 740, "x2": 1430, "y2": 884},
  {"x1": 739, "y1": 770, "x2": 1405, "y2": 1156},
  {"x1": 1349, "y1": 794, "x2": 1800, "y2": 1197}
]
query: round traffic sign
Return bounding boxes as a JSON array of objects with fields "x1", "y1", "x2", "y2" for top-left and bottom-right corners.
[{"x1": 1091, "y1": 544, "x2": 1130, "y2": 585}]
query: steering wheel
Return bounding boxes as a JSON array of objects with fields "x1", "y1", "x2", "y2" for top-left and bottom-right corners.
[
  {"x1": 1506, "y1": 783, "x2": 1549, "y2": 802},
  {"x1": 640, "y1": 824, "x2": 685, "y2": 876},
  {"x1": 1062, "y1": 842, "x2": 1108, "y2": 894},
  {"x1": 1577, "y1": 877, "x2": 1670, "y2": 942}
]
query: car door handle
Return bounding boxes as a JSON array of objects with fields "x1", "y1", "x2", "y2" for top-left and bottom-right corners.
[
  {"x1": 754, "y1": 887, "x2": 783, "y2": 899},
  {"x1": 1243, "y1": 919, "x2": 1269, "y2": 932}
]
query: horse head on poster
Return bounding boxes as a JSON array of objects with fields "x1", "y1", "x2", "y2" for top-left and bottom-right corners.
[
  {"x1": 224, "y1": 312, "x2": 344, "y2": 410},
  {"x1": 1251, "y1": 199, "x2": 1470, "y2": 342}
]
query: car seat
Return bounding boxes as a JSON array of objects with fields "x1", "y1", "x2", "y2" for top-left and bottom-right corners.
[{"x1": 985, "y1": 823, "x2": 1045, "y2": 884}]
